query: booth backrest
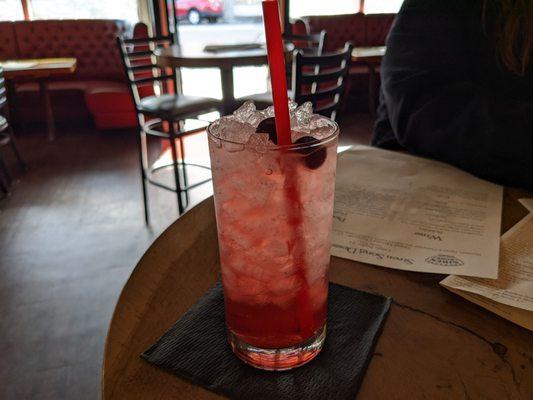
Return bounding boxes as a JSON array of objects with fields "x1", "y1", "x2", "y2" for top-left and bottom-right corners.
[
  {"x1": 0, "y1": 19, "x2": 130, "y2": 81},
  {"x1": 0, "y1": 23, "x2": 19, "y2": 59},
  {"x1": 301, "y1": 13, "x2": 395, "y2": 50}
]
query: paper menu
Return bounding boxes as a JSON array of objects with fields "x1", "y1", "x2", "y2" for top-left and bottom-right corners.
[
  {"x1": 331, "y1": 146, "x2": 503, "y2": 278},
  {"x1": 441, "y1": 208, "x2": 533, "y2": 330},
  {"x1": 443, "y1": 286, "x2": 533, "y2": 331}
]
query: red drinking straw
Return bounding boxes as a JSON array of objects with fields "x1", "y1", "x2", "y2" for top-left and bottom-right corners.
[
  {"x1": 262, "y1": 1, "x2": 316, "y2": 339},
  {"x1": 262, "y1": 0, "x2": 292, "y2": 145}
]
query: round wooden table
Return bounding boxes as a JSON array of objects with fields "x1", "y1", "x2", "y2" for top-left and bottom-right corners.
[
  {"x1": 102, "y1": 188, "x2": 533, "y2": 399},
  {"x1": 155, "y1": 44, "x2": 273, "y2": 115}
]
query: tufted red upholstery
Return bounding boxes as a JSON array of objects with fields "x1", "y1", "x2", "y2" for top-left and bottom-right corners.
[
  {"x1": 0, "y1": 19, "x2": 137, "y2": 129},
  {"x1": 12, "y1": 20, "x2": 128, "y2": 81},
  {"x1": 0, "y1": 23, "x2": 19, "y2": 59},
  {"x1": 84, "y1": 21, "x2": 154, "y2": 129},
  {"x1": 364, "y1": 14, "x2": 395, "y2": 47},
  {"x1": 299, "y1": 13, "x2": 395, "y2": 113},
  {"x1": 301, "y1": 13, "x2": 395, "y2": 50}
]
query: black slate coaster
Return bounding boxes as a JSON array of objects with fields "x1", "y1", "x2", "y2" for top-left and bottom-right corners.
[{"x1": 142, "y1": 282, "x2": 392, "y2": 400}]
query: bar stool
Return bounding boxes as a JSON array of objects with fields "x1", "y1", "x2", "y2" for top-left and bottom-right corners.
[{"x1": 117, "y1": 35, "x2": 220, "y2": 224}]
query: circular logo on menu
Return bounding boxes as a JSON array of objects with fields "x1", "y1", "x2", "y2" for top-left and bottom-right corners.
[{"x1": 425, "y1": 254, "x2": 464, "y2": 267}]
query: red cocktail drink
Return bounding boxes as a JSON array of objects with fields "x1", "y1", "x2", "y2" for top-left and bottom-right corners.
[{"x1": 207, "y1": 102, "x2": 339, "y2": 370}]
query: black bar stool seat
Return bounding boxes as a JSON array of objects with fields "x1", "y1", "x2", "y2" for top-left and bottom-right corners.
[{"x1": 139, "y1": 94, "x2": 220, "y2": 120}]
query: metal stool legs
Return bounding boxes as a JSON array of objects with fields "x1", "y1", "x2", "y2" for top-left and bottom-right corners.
[
  {"x1": 0, "y1": 154, "x2": 9, "y2": 195},
  {"x1": 169, "y1": 121, "x2": 185, "y2": 215},
  {"x1": 138, "y1": 118, "x2": 190, "y2": 224},
  {"x1": 0, "y1": 154, "x2": 12, "y2": 185},
  {"x1": 138, "y1": 117, "x2": 213, "y2": 224},
  {"x1": 7, "y1": 126, "x2": 26, "y2": 170},
  {"x1": 138, "y1": 127, "x2": 150, "y2": 224},
  {"x1": 176, "y1": 132, "x2": 190, "y2": 207}
]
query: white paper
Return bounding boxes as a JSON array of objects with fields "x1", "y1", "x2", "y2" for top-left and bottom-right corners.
[
  {"x1": 331, "y1": 146, "x2": 503, "y2": 278},
  {"x1": 441, "y1": 212, "x2": 533, "y2": 311},
  {"x1": 443, "y1": 286, "x2": 533, "y2": 332}
]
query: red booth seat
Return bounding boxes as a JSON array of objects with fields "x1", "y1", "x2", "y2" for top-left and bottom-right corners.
[
  {"x1": 300, "y1": 13, "x2": 395, "y2": 50},
  {"x1": 298, "y1": 13, "x2": 395, "y2": 112},
  {"x1": 0, "y1": 19, "x2": 138, "y2": 130}
]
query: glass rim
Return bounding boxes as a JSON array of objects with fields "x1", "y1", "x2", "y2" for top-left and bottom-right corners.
[{"x1": 207, "y1": 116, "x2": 339, "y2": 151}]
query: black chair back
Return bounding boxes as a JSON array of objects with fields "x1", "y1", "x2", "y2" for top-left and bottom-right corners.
[
  {"x1": 116, "y1": 35, "x2": 175, "y2": 111},
  {"x1": 291, "y1": 42, "x2": 353, "y2": 121}
]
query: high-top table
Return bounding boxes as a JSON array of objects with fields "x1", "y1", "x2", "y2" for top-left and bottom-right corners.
[
  {"x1": 350, "y1": 46, "x2": 386, "y2": 115},
  {"x1": 155, "y1": 44, "x2": 293, "y2": 115},
  {"x1": 1, "y1": 58, "x2": 77, "y2": 141},
  {"x1": 351, "y1": 46, "x2": 386, "y2": 63},
  {"x1": 102, "y1": 187, "x2": 533, "y2": 399}
]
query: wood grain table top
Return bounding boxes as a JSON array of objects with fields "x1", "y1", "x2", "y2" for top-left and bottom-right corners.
[
  {"x1": 155, "y1": 43, "x2": 294, "y2": 69},
  {"x1": 351, "y1": 46, "x2": 386, "y2": 64},
  {"x1": 102, "y1": 188, "x2": 533, "y2": 400},
  {"x1": 0, "y1": 58, "x2": 77, "y2": 79}
]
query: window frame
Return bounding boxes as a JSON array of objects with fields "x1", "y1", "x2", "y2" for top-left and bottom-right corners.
[
  {"x1": 287, "y1": 0, "x2": 401, "y2": 21},
  {"x1": 8, "y1": 0, "x2": 139, "y2": 21}
]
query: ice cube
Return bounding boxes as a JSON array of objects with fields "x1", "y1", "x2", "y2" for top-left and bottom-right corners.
[
  {"x1": 247, "y1": 111, "x2": 266, "y2": 127},
  {"x1": 217, "y1": 100, "x2": 334, "y2": 143},
  {"x1": 288, "y1": 99, "x2": 298, "y2": 112},
  {"x1": 293, "y1": 101, "x2": 313, "y2": 125},
  {"x1": 246, "y1": 132, "x2": 273, "y2": 153},
  {"x1": 232, "y1": 100, "x2": 256, "y2": 123},
  {"x1": 309, "y1": 114, "x2": 335, "y2": 139},
  {"x1": 308, "y1": 114, "x2": 329, "y2": 130},
  {"x1": 231, "y1": 100, "x2": 270, "y2": 128},
  {"x1": 216, "y1": 116, "x2": 256, "y2": 146},
  {"x1": 263, "y1": 105, "x2": 275, "y2": 118},
  {"x1": 290, "y1": 101, "x2": 314, "y2": 134}
]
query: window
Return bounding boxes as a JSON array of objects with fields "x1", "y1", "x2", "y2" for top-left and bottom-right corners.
[
  {"x1": 289, "y1": 0, "x2": 403, "y2": 18},
  {"x1": 0, "y1": 0, "x2": 139, "y2": 22},
  {"x1": 290, "y1": 0, "x2": 358, "y2": 18},
  {"x1": 31, "y1": 0, "x2": 139, "y2": 22},
  {"x1": 363, "y1": 0, "x2": 403, "y2": 14},
  {"x1": 0, "y1": 0, "x2": 25, "y2": 21}
]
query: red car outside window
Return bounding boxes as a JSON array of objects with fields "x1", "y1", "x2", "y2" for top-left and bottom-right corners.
[{"x1": 174, "y1": 0, "x2": 224, "y2": 25}]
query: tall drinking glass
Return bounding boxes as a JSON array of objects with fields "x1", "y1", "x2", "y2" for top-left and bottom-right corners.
[{"x1": 207, "y1": 113, "x2": 339, "y2": 370}]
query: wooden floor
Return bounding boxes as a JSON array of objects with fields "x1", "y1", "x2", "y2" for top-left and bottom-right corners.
[{"x1": 0, "y1": 113, "x2": 374, "y2": 399}]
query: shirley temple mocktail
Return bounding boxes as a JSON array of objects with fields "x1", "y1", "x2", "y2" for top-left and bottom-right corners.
[{"x1": 207, "y1": 101, "x2": 339, "y2": 370}]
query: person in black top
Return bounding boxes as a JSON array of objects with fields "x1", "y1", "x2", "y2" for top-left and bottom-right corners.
[{"x1": 373, "y1": 0, "x2": 532, "y2": 190}]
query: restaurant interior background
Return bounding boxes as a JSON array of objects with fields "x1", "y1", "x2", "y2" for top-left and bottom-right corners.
[{"x1": 0, "y1": 0, "x2": 402, "y2": 398}]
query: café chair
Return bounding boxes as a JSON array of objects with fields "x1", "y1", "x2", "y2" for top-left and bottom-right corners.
[
  {"x1": 0, "y1": 68, "x2": 26, "y2": 194},
  {"x1": 244, "y1": 30, "x2": 327, "y2": 108},
  {"x1": 117, "y1": 35, "x2": 220, "y2": 224},
  {"x1": 292, "y1": 42, "x2": 354, "y2": 121}
]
